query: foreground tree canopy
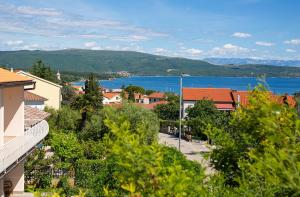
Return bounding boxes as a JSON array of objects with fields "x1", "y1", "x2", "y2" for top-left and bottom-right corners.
[{"x1": 27, "y1": 84, "x2": 300, "y2": 196}]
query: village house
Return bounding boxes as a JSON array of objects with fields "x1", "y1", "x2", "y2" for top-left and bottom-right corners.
[
  {"x1": 0, "y1": 68, "x2": 49, "y2": 196},
  {"x1": 134, "y1": 93, "x2": 150, "y2": 104},
  {"x1": 24, "y1": 91, "x2": 48, "y2": 110},
  {"x1": 103, "y1": 92, "x2": 122, "y2": 104},
  {"x1": 17, "y1": 71, "x2": 62, "y2": 110},
  {"x1": 183, "y1": 87, "x2": 296, "y2": 118},
  {"x1": 148, "y1": 92, "x2": 165, "y2": 103}
]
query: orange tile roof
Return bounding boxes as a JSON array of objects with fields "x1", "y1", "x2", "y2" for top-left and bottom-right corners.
[
  {"x1": 24, "y1": 91, "x2": 47, "y2": 102},
  {"x1": 0, "y1": 68, "x2": 33, "y2": 85},
  {"x1": 183, "y1": 88, "x2": 233, "y2": 102},
  {"x1": 215, "y1": 103, "x2": 235, "y2": 110},
  {"x1": 148, "y1": 92, "x2": 165, "y2": 99},
  {"x1": 232, "y1": 91, "x2": 250, "y2": 106},
  {"x1": 103, "y1": 92, "x2": 120, "y2": 99},
  {"x1": 135, "y1": 100, "x2": 168, "y2": 110}
]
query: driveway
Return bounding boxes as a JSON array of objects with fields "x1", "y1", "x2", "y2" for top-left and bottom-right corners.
[{"x1": 158, "y1": 132, "x2": 214, "y2": 174}]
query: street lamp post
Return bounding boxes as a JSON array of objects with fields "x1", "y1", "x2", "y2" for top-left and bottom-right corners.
[{"x1": 179, "y1": 74, "x2": 183, "y2": 151}]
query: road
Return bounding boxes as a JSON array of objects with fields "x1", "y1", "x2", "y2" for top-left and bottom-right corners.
[{"x1": 158, "y1": 132, "x2": 214, "y2": 174}]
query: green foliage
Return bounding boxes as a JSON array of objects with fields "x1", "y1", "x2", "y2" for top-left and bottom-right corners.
[
  {"x1": 62, "y1": 84, "x2": 77, "y2": 105},
  {"x1": 207, "y1": 85, "x2": 300, "y2": 195},
  {"x1": 30, "y1": 60, "x2": 58, "y2": 83},
  {"x1": 71, "y1": 73, "x2": 103, "y2": 130},
  {"x1": 145, "y1": 89, "x2": 156, "y2": 95},
  {"x1": 104, "y1": 103, "x2": 159, "y2": 144},
  {"x1": 124, "y1": 85, "x2": 145, "y2": 94},
  {"x1": 47, "y1": 106, "x2": 80, "y2": 131},
  {"x1": 101, "y1": 117, "x2": 206, "y2": 196},
  {"x1": 154, "y1": 102, "x2": 179, "y2": 120},
  {"x1": 51, "y1": 131, "x2": 84, "y2": 169},
  {"x1": 186, "y1": 100, "x2": 230, "y2": 139},
  {"x1": 25, "y1": 148, "x2": 54, "y2": 189}
]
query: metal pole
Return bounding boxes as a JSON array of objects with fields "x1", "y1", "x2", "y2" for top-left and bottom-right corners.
[{"x1": 179, "y1": 74, "x2": 182, "y2": 151}]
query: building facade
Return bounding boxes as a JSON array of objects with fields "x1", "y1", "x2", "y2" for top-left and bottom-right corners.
[{"x1": 0, "y1": 68, "x2": 49, "y2": 196}]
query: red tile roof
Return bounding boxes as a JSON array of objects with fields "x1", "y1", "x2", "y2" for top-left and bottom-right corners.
[
  {"x1": 24, "y1": 91, "x2": 47, "y2": 102},
  {"x1": 135, "y1": 100, "x2": 168, "y2": 110},
  {"x1": 183, "y1": 88, "x2": 233, "y2": 102},
  {"x1": 215, "y1": 103, "x2": 235, "y2": 110},
  {"x1": 148, "y1": 92, "x2": 165, "y2": 99},
  {"x1": 103, "y1": 92, "x2": 120, "y2": 99},
  {"x1": 232, "y1": 91, "x2": 250, "y2": 106}
]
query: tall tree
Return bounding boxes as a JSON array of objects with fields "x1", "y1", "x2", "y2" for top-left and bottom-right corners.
[
  {"x1": 30, "y1": 60, "x2": 58, "y2": 83},
  {"x1": 71, "y1": 73, "x2": 103, "y2": 130}
]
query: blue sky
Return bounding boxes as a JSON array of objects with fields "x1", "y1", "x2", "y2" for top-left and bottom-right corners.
[{"x1": 0, "y1": 0, "x2": 299, "y2": 60}]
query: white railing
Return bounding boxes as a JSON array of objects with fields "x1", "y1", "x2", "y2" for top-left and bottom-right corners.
[{"x1": 0, "y1": 120, "x2": 49, "y2": 174}]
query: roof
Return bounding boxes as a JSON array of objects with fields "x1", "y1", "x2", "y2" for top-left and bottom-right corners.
[
  {"x1": 135, "y1": 100, "x2": 168, "y2": 110},
  {"x1": 232, "y1": 91, "x2": 250, "y2": 106},
  {"x1": 103, "y1": 92, "x2": 120, "y2": 99},
  {"x1": 183, "y1": 88, "x2": 233, "y2": 102},
  {"x1": 0, "y1": 68, "x2": 33, "y2": 86},
  {"x1": 17, "y1": 70, "x2": 62, "y2": 88},
  {"x1": 24, "y1": 106, "x2": 50, "y2": 130},
  {"x1": 24, "y1": 91, "x2": 48, "y2": 102},
  {"x1": 148, "y1": 92, "x2": 165, "y2": 99},
  {"x1": 215, "y1": 103, "x2": 235, "y2": 110}
]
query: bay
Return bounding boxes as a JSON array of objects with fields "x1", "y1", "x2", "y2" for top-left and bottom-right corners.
[{"x1": 73, "y1": 76, "x2": 300, "y2": 95}]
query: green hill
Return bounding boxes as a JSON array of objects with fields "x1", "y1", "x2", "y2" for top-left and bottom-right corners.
[{"x1": 1, "y1": 49, "x2": 300, "y2": 77}]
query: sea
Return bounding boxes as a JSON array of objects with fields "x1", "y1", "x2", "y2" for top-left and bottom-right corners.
[{"x1": 73, "y1": 76, "x2": 300, "y2": 95}]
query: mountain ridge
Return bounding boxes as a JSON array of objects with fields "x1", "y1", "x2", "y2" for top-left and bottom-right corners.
[{"x1": 1, "y1": 49, "x2": 300, "y2": 77}]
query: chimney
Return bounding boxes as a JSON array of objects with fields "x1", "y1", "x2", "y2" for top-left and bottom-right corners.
[{"x1": 237, "y1": 94, "x2": 240, "y2": 107}]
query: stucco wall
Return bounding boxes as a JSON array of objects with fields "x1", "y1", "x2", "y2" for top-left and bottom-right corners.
[
  {"x1": 28, "y1": 78, "x2": 61, "y2": 110},
  {"x1": 0, "y1": 89, "x2": 3, "y2": 146},
  {"x1": 3, "y1": 86, "x2": 24, "y2": 136}
]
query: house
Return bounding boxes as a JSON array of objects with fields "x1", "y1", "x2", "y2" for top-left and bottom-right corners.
[
  {"x1": 103, "y1": 92, "x2": 122, "y2": 104},
  {"x1": 0, "y1": 68, "x2": 49, "y2": 196},
  {"x1": 17, "y1": 71, "x2": 62, "y2": 110},
  {"x1": 134, "y1": 93, "x2": 150, "y2": 104},
  {"x1": 183, "y1": 88, "x2": 235, "y2": 117},
  {"x1": 135, "y1": 100, "x2": 168, "y2": 110},
  {"x1": 24, "y1": 91, "x2": 48, "y2": 110},
  {"x1": 183, "y1": 87, "x2": 297, "y2": 118},
  {"x1": 72, "y1": 85, "x2": 85, "y2": 94},
  {"x1": 148, "y1": 92, "x2": 165, "y2": 103}
]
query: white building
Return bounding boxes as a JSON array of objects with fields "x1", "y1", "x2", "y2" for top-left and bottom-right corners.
[
  {"x1": 103, "y1": 92, "x2": 122, "y2": 104},
  {"x1": 24, "y1": 91, "x2": 47, "y2": 110},
  {"x1": 0, "y1": 68, "x2": 49, "y2": 196}
]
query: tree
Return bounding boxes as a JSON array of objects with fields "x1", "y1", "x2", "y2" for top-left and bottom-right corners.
[
  {"x1": 71, "y1": 73, "x2": 103, "y2": 130},
  {"x1": 206, "y1": 85, "x2": 300, "y2": 192},
  {"x1": 154, "y1": 102, "x2": 179, "y2": 120},
  {"x1": 186, "y1": 100, "x2": 230, "y2": 139},
  {"x1": 124, "y1": 85, "x2": 145, "y2": 94},
  {"x1": 30, "y1": 60, "x2": 58, "y2": 83},
  {"x1": 61, "y1": 84, "x2": 77, "y2": 105}
]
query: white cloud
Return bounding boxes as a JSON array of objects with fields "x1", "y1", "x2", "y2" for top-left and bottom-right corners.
[
  {"x1": 286, "y1": 49, "x2": 296, "y2": 53},
  {"x1": 4, "y1": 40, "x2": 24, "y2": 46},
  {"x1": 232, "y1": 32, "x2": 252, "y2": 38},
  {"x1": 255, "y1": 41, "x2": 275, "y2": 47},
  {"x1": 154, "y1": 48, "x2": 168, "y2": 53},
  {"x1": 16, "y1": 6, "x2": 62, "y2": 16},
  {"x1": 84, "y1": 42, "x2": 97, "y2": 48},
  {"x1": 284, "y1": 39, "x2": 300, "y2": 45},
  {"x1": 19, "y1": 43, "x2": 40, "y2": 50},
  {"x1": 184, "y1": 48, "x2": 203, "y2": 56},
  {"x1": 209, "y1": 43, "x2": 250, "y2": 57}
]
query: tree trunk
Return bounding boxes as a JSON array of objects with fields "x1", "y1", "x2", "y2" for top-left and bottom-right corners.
[{"x1": 80, "y1": 111, "x2": 87, "y2": 130}]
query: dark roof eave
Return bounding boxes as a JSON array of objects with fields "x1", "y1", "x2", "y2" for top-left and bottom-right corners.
[{"x1": 0, "y1": 80, "x2": 34, "y2": 88}]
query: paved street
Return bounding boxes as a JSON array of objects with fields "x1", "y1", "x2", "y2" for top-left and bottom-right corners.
[{"x1": 158, "y1": 132, "x2": 214, "y2": 174}]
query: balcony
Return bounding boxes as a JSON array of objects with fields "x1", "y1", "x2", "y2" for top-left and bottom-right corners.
[{"x1": 0, "y1": 120, "x2": 49, "y2": 177}]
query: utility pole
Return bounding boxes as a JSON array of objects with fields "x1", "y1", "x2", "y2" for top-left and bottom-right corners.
[{"x1": 179, "y1": 74, "x2": 183, "y2": 151}]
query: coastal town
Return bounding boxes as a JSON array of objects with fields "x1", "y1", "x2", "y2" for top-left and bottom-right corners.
[
  {"x1": 0, "y1": 65, "x2": 298, "y2": 195},
  {"x1": 1, "y1": 0, "x2": 300, "y2": 196}
]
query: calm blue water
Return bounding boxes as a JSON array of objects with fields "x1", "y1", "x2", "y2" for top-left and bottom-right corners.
[{"x1": 73, "y1": 76, "x2": 300, "y2": 95}]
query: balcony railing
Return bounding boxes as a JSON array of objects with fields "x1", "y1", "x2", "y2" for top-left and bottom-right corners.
[{"x1": 0, "y1": 120, "x2": 49, "y2": 175}]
